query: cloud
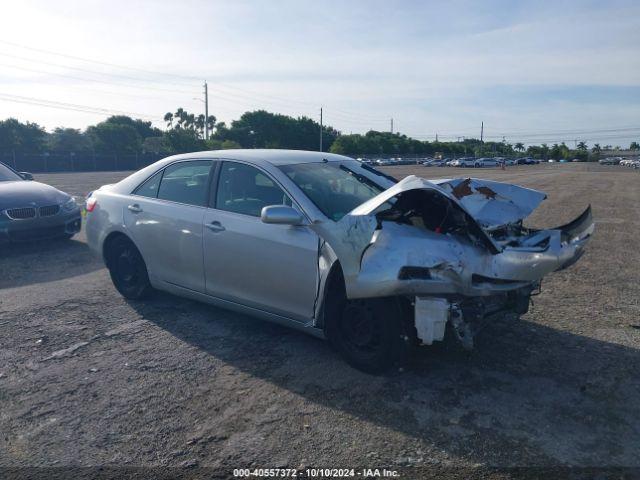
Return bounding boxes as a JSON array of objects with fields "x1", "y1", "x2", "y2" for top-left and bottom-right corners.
[{"x1": 1, "y1": 0, "x2": 638, "y2": 146}]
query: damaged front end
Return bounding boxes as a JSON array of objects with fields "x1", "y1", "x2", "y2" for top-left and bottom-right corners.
[{"x1": 313, "y1": 175, "x2": 594, "y2": 350}]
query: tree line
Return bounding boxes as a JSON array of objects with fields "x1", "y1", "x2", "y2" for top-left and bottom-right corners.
[{"x1": 1, "y1": 109, "x2": 638, "y2": 161}]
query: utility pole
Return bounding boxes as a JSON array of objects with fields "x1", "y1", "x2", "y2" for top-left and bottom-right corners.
[
  {"x1": 204, "y1": 81, "x2": 209, "y2": 140},
  {"x1": 319, "y1": 107, "x2": 323, "y2": 152},
  {"x1": 435, "y1": 133, "x2": 438, "y2": 142},
  {"x1": 481, "y1": 121, "x2": 484, "y2": 143},
  {"x1": 390, "y1": 118, "x2": 394, "y2": 134}
]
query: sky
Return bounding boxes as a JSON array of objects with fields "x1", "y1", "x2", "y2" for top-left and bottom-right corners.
[{"x1": 1, "y1": 0, "x2": 639, "y2": 147}]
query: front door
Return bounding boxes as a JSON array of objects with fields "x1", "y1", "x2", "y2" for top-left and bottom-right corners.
[
  {"x1": 203, "y1": 161, "x2": 319, "y2": 321},
  {"x1": 124, "y1": 160, "x2": 214, "y2": 292}
]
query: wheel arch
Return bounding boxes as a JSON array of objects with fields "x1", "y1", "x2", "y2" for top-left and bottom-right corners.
[
  {"x1": 315, "y1": 254, "x2": 347, "y2": 331},
  {"x1": 102, "y1": 231, "x2": 139, "y2": 269}
]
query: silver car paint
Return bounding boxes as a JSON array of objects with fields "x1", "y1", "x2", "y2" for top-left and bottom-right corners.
[
  {"x1": 86, "y1": 149, "x2": 592, "y2": 337},
  {"x1": 123, "y1": 196, "x2": 207, "y2": 293},
  {"x1": 203, "y1": 206, "x2": 319, "y2": 322}
]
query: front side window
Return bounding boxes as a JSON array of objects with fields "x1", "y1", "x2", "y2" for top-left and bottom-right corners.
[
  {"x1": 156, "y1": 160, "x2": 213, "y2": 206},
  {"x1": 279, "y1": 162, "x2": 385, "y2": 221},
  {"x1": 216, "y1": 162, "x2": 291, "y2": 217}
]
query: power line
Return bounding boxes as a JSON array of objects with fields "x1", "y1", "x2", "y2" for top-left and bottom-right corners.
[
  {"x1": 409, "y1": 126, "x2": 640, "y2": 139},
  {"x1": 0, "y1": 51, "x2": 202, "y2": 90},
  {"x1": 0, "y1": 62, "x2": 199, "y2": 96},
  {"x1": 0, "y1": 63, "x2": 198, "y2": 104},
  {"x1": 0, "y1": 39, "x2": 202, "y2": 87},
  {"x1": 0, "y1": 38, "x2": 390, "y2": 124},
  {"x1": 0, "y1": 93, "x2": 161, "y2": 120}
]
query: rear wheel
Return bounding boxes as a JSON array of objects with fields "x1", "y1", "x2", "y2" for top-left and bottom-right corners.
[{"x1": 105, "y1": 236, "x2": 152, "y2": 299}]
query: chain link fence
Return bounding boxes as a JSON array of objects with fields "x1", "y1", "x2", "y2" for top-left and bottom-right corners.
[
  {"x1": 1, "y1": 151, "x2": 437, "y2": 173},
  {"x1": 1, "y1": 152, "x2": 167, "y2": 173}
]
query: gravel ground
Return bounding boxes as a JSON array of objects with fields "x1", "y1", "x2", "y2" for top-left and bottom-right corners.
[{"x1": 1, "y1": 163, "x2": 639, "y2": 478}]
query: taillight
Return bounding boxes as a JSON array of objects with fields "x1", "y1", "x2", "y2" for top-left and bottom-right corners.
[{"x1": 86, "y1": 197, "x2": 98, "y2": 212}]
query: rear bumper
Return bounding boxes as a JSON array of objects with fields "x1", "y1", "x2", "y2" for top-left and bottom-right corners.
[{"x1": 0, "y1": 209, "x2": 82, "y2": 244}]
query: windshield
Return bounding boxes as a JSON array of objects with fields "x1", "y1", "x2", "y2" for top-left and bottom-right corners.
[
  {"x1": 0, "y1": 163, "x2": 22, "y2": 182},
  {"x1": 279, "y1": 162, "x2": 386, "y2": 221}
]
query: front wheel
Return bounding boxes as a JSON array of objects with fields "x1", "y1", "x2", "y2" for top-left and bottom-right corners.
[
  {"x1": 106, "y1": 236, "x2": 152, "y2": 299},
  {"x1": 327, "y1": 298, "x2": 413, "y2": 374}
]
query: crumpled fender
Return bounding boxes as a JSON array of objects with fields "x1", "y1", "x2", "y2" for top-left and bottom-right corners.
[{"x1": 309, "y1": 176, "x2": 593, "y2": 299}]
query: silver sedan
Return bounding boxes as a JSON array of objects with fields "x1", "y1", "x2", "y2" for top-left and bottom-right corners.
[{"x1": 86, "y1": 150, "x2": 593, "y2": 372}]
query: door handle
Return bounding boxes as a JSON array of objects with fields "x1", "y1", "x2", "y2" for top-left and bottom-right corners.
[
  {"x1": 206, "y1": 220, "x2": 225, "y2": 232},
  {"x1": 127, "y1": 204, "x2": 143, "y2": 213}
]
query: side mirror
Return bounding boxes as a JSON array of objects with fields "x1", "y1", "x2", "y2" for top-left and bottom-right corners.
[
  {"x1": 19, "y1": 172, "x2": 33, "y2": 181},
  {"x1": 261, "y1": 205, "x2": 306, "y2": 226}
]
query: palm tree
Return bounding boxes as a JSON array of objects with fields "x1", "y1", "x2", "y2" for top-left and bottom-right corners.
[
  {"x1": 577, "y1": 141, "x2": 587, "y2": 151},
  {"x1": 186, "y1": 113, "x2": 196, "y2": 131},
  {"x1": 206, "y1": 115, "x2": 216, "y2": 134},
  {"x1": 163, "y1": 112, "x2": 173, "y2": 129},
  {"x1": 514, "y1": 142, "x2": 525, "y2": 152},
  {"x1": 592, "y1": 143, "x2": 601, "y2": 154},
  {"x1": 195, "y1": 114, "x2": 205, "y2": 138},
  {"x1": 174, "y1": 108, "x2": 186, "y2": 128}
]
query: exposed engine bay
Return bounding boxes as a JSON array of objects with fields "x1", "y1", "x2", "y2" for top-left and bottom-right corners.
[{"x1": 312, "y1": 175, "x2": 594, "y2": 349}]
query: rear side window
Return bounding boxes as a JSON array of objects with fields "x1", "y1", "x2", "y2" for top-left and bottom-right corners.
[
  {"x1": 156, "y1": 160, "x2": 213, "y2": 206},
  {"x1": 133, "y1": 170, "x2": 163, "y2": 198}
]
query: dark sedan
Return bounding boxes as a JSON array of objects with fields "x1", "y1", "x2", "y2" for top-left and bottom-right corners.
[{"x1": 0, "y1": 162, "x2": 81, "y2": 244}]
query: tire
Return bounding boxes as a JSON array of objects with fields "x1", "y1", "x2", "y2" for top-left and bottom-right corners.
[
  {"x1": 105, "y1": 236, "x2": 152, "y2": 300},
  {"x1": 327, "y1": 297, "x2": 413, "y2": 374}
]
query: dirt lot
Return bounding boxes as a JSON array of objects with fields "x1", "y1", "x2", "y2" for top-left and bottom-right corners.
[{"x1": 1, "y1": 163, "x2": 639, "y2": 477}]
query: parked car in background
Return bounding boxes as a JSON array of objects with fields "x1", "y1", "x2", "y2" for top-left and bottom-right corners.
[
  {"x1": 478, "y1": 158, "x2": 499, "y2": 167},
  {"x1": 598, "y1": 157, "x2": 620, "y2": 165},
  {"x1": 516, "y1": 157, "x2": 538, "y2": 165},
  {"x1": 619, "y1": 158, "x2": 637, "y2": 167},
  {"x1": 85, "y1": 149, "x2": 593, "y2": 372},
  {"x1": 452, "y1": 157, "x2": 481, "y2": 168},
  {"x1": 423, "y1": 159, "x2": 446, "y2": 167},
  {"x1": 0, "y1": 162, "x2": 82, "y2": 244}
]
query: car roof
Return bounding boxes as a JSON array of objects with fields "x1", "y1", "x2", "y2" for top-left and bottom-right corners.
[{"x1": 160, "y1": 149, "x2": 351, "y2": 166}]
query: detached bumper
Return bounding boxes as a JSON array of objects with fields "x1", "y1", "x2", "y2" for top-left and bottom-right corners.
[{"x1": 0, "y1": 208, "x2": 82, "y2": 244}]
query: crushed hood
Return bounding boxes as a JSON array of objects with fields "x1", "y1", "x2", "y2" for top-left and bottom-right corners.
[
  {"x1": 310, "y1": 175, "x2": 593, "y2": 299},
  {"x1": 351, "y1": 175, "x2": 547, "y2": 231},
  {"x1": 432, "y1": 178, "x2": 547, "y2": 230}
]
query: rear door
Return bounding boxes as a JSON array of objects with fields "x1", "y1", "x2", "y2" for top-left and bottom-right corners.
[
  {"x1": 202, "y1": 161, "x2": 319, "y2": 321},
  {"x1": 123, "y1": 159, "x2": 214, "y2": 292}
]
